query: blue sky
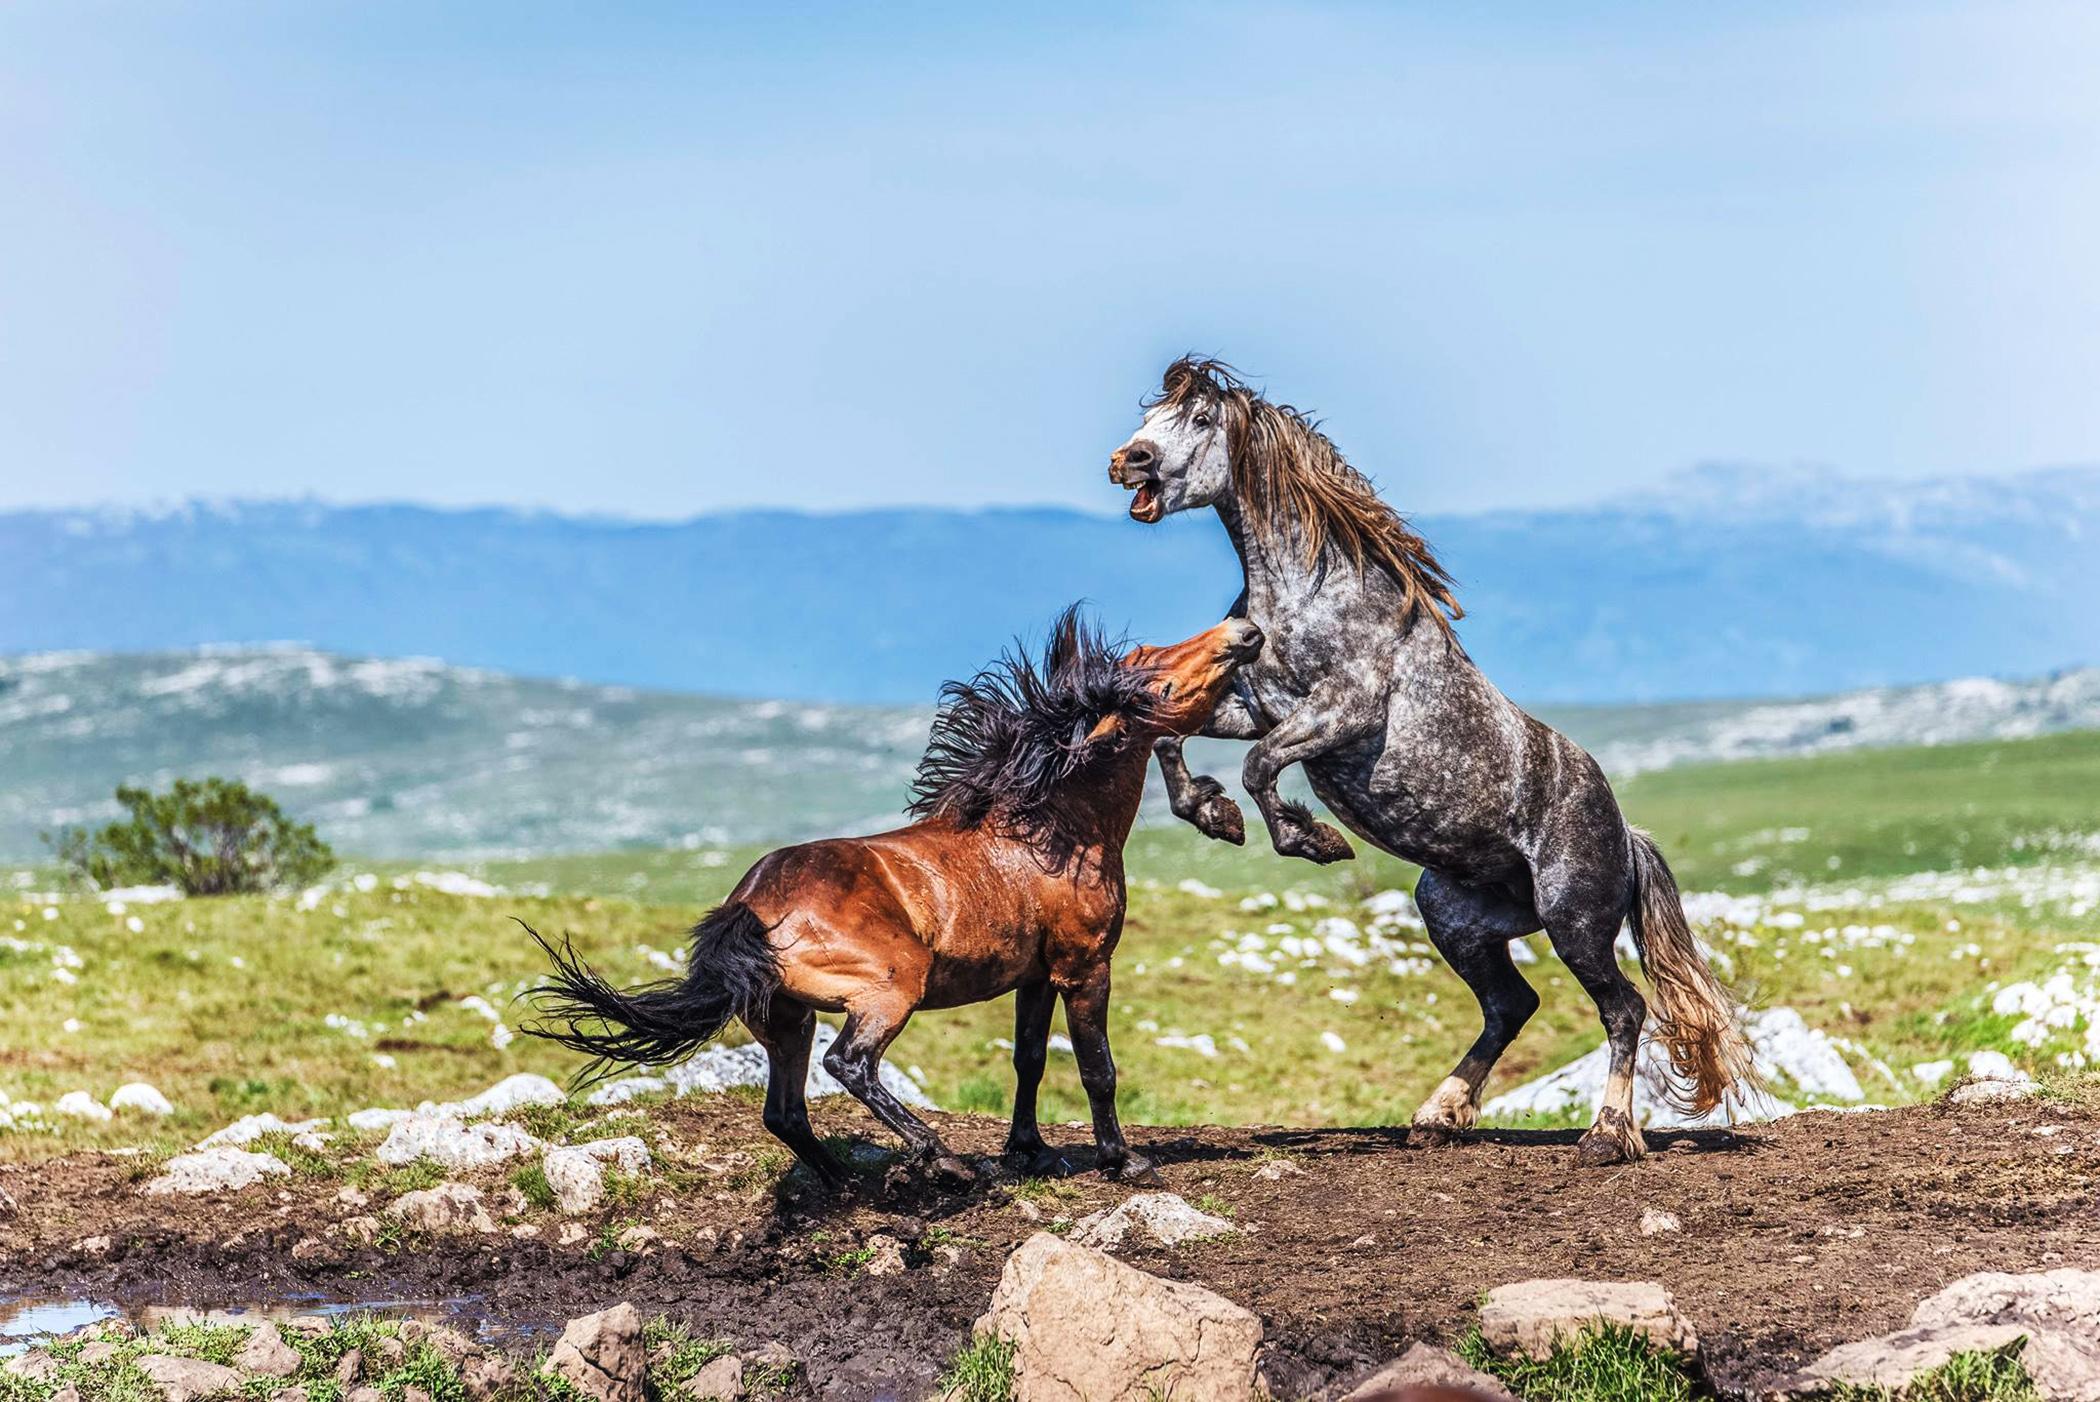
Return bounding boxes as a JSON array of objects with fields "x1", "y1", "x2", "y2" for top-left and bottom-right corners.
[{"x1": 4, "y1": 2, "x2": 2098, "y2": 519}]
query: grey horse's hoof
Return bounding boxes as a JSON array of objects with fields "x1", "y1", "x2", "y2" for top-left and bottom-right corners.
[
  {"x1": 1279, "y1": 820, "x2": 1354, "y2": 865},
  {"x1": 1106, "y1": 1153, "x2": 1162, "y2": 1186},
  {"x1": 1574, "y1": 1113, "x2": 1647, "y2": 1167}
]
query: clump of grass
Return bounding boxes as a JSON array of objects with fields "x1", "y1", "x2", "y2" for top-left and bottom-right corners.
[
  {"x1": 253, "y1": 1130, "x2": 340, "y2": 1180},
  {"x1": 1828, "y1": 1343, "x2": 2039, "y2": 1402},
  {"x1": 725, "y1": 1146, "x2": 793, "y2": 1193},
  {"x1": 510, "y1": 1099, "x2": 591, "y2": 1142},
  {"x1": 1010, "y1": 1176, "x2": 1079, "y2": 1205},
  {"x1": 938, "y1": 1334, "x2": 1016, "y2": 1402},
  {"x1": 641, "y1": 1318, "x2": 733, "y2": 1396},
  {"x1": 826, "y1": 1244, "x2": 878, "y2": 1273},
  {"x1": 1459, "y1": 1322, "x2": 1698, "y2": 1402},
  {"x1": 154, "y1": 1320, "x2": 250, "y2": 1366},
  {"x1": 510, "y1": 1160, "x2": 557, "y2": 1211},
  {"x1": 953, "y1": 1076, "x2": 1009, "y2": 1114},
  {"x1": 1194, "y1": 1192, "x2": 1236, "y2": 1219},
  {"x1": 343, "y1": 1155, "x2": 448, "y2": 1197}
]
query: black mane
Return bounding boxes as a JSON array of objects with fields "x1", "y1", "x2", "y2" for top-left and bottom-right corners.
[{"x1": 908, "y1": 606, "x2": 1163, "y2": 858}]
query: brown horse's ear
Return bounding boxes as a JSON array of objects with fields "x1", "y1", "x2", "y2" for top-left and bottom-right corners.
[{"x1": 1082, "y1": 712, "x2": 1125, "y2": 746}]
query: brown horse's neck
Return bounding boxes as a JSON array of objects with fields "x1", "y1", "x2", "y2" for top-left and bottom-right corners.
[{"x1": 1036, "y1": 737, "x2": 1154, "y2": 877}]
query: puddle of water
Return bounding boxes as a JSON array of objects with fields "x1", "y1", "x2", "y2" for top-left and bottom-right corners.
[{"x1": 0, "y1": 1292, "x2": 518, "y2": 1357}]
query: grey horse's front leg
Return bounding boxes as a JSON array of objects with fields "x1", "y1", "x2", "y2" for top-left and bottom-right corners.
[
  {"x1": 1241, "y1": 687, "x2": 1376, "y2": 864},
  {"x1": 1152, "y1": 692, "x2": 1265, "y2": 845}
]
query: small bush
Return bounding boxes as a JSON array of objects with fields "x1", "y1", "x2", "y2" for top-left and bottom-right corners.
[
  {"x1": 1460, "y1": 1322, "x2": 1697, "y2": 1402},
  {"x1": 1830, "y1": 1342, "x2": 2039, "y2": 1402},
  {"x1": 938, "y1": 1334, "x2": 1016, "y2": 1402},
  {"x1": 49, "y1": 778, "x2": 334, "y2": 895}
]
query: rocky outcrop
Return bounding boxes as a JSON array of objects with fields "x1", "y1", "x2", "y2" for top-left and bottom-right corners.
[
  {"x1": 1788, "y1": 1268, "x2": 2100, "y2": 1400},
  {"x1": 386, "y1": 1182, "x2": 499, "y2": 1234},
  {"x1": 546, "y1": 1303, "x2": 646, "y2": 1402},
  {"x1": 374, "y1": 1116, "x2": 541, "y2": 1170},
  {"x1": 543, "y1": 1137, "x2": 653, "y2": 1214},
  {"x1": 1339, "y1": 1343, "x2": 1517, "y2": 1401},
  {"x1": 141, "y1": 1148, "x2": 290, "y2": 1196},
  {"x1": 976, "y1": 1232, "x2": 1262, "y2": 1401},
  {"x1": 135, "y1": 1354, "x2": 248, "y2": 1402},
  {"x1": 1070, "y1": 1192, "x2": 1235, "y2": 1250},
  {"x1": 1477, "y1": 1279, "x2": 1698, "y2": 1360}
]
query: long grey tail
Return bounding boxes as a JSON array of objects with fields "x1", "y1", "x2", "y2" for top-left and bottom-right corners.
[
  {"x1": 1626, "y1": 829, "x2": 1764, "y2": 1115},
  {"x1": 521, "y1": 903, "x2": 780, "y2": 1087}
]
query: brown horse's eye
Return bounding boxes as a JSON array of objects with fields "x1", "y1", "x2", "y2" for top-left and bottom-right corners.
[{"x1": 1159, "y1": 682, "x2": 1175, "y2": 698}]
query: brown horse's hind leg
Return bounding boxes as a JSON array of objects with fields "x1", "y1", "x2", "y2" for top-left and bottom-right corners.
[
  {"x1": 1004, "y1": 979, "x2": 1069, "y2": 1175},
  {"x1": 824, "y1": 1002, "x2": 975, "y2": 1188},
  {"x1": 746, "y1": 997, "x2": 847, "y2": 1188}
]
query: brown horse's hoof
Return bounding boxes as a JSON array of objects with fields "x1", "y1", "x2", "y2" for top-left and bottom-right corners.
[
  {"x1": 1408, "y1": 1123, "x2": 1464, "y2": 1149},
  {"x1": 1194, "y1": 795, "x2": 1246, "y2": 845},
  {"x1": 1005, "y1": 1145, "x2": 1073, "y2": 1178},
  {"x1": 1107, "y1": 1153, "x2": 1162, "y2": 1186},
  {"x1": 930, "y1": 1153, "x2": 979, "y2": 1189}
]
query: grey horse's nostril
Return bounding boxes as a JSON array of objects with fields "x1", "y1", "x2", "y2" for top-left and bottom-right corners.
[
  {"x1": 1119, "y1": 442, "x2": 1157, "y2": 471},
  {"x1": 1227, "y1": 621, "x2": 1264, "y2": 660}
]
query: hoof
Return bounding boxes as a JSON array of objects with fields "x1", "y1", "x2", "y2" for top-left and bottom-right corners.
[
  {"x1": 1574, "y1": 1126, "x2": 1647, "y2": 1167},
  {"x1": 1005, "y1": 1145, "x2": 1073, "y2": 1178},
  {"x1": 1408, "y1": 1123, "x2": 1465, "y2": 1149},
  {"x1": 930, "y1": 1153, "x2": 979, "y2": 1189},
  {"x1": 1194, "y1": 796, "x2": 1246, "y2": 845},
  {"x1": 1106, "y1": 1153, "x2": 1162, "y2": 1186},
  {"x1": 1278, "y1": 820, "x2": 1354, "y2": 865}
]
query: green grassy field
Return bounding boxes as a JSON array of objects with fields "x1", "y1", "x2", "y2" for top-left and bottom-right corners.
[{"x1": 3, "y1": 730, "x2": 2098, "y2": 1161}]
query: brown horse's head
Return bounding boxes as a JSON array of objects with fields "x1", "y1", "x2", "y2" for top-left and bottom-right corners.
[
  {"x1": 1118, "y1": 616, "x2": 1262, "y2": 739},
  {"x1": 907, "y1": 609, "x2": 1259, "y2": 861}
]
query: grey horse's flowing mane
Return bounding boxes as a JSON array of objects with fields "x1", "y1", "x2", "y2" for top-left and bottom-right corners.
[
  {"x1": 908, "y1": 606, "x2": 1164, "y2": 856},
  {"x1": 1150, "y1": 356, "x2": 1462, "y2": 635}
]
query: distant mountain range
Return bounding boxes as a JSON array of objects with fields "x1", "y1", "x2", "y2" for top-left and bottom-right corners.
[
  {"x1": 3, "y1": 463, "x2": 2096, "y2": 707},
  {"x1": 3, "y1": 645, "x2": 2094, "y2": 860}
]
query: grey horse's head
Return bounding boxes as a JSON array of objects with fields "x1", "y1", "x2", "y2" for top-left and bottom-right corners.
[{"x1": 1108, "y1": 357, "x2": 1238, "y2": 524}]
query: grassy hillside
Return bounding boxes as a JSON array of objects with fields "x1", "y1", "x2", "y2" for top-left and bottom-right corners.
[
  {"x1": 1621, "y1": 727, "x2": 2100, "y2": 891},
  {"x1": 4, "y1": 728, "x2": 2098, "y2": 1163}
]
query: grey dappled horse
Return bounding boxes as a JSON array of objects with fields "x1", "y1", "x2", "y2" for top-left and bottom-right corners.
[{"x1": 1109, "y1": 357, "x2": 1760, "y2": 1163}]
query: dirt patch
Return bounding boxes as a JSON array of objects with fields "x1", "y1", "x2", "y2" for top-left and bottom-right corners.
[{"x1": 3, "y1": 1098, "x2": 2097, "y2": 1399}]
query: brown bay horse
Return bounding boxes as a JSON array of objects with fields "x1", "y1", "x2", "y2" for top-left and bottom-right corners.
[{"x1": 525, "y1": 608, "x2": 1263, "y2": 1187}]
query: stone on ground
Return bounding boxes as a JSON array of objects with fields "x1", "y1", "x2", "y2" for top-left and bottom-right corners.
[
  {"x1": 109, "y1": 1083, "x2": 175, "y2": 1116},
  {"x1": 1791, "y1": 1267, "x2": 2100, "y2": 1400},
  {"x1": 1477, "y1": 1279, "x2": 1698, "y2": 1360},
  {"x1": 386, "y1": 1182, "x2": 499, "y2": 1234},
  {"x1": 680, "y1": 1354, "x2": 744, "y2": 1400},
  {"x1": 136, "y1": 1354, "x2": 247, "y2": 1402},
  {"x1": 1340, "y1": 1342, "x2": 1517, "y2": 1401},
  {"x1": 542, "y1": 1137, "x2": 652, "y2": 1215},
  {"x1": 197, "y1": 1112, "x2": 326, "y2": 1148},
  {"x1": 1070, "y1": 1192, "x2": 1235, "y2": 1250},
  {"x1": 142, "y1": 1147, "x2": 290, "y2": 1196},
  {"x1": 53, "y1": 1091, "x2": 113, "y2": 1122},
  {"x1": 1639, "y1": 1208, "x2": 1682, "y2": 1236},
  {"x1": 976, "y1": 1231, "x2": 1262, "y2": 1401},
  {"x1": 375, "y1": 1115, "x2": 541, "y2": 1169},
  {"x1": 236, "y1": 1321, "x2": 305, "y2": 1378},
  {"x1": 547, "y1": 1303, "x2": 646, "y2": 1402}
]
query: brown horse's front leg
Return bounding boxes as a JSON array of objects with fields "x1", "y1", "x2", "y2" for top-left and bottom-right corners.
[
  {"x1": 1004, "y1": 979, "x2": 1070, "y2": 1176},
  {"x1": 1062, "y1": 973, "x2": 1158, "y2": 1184}
]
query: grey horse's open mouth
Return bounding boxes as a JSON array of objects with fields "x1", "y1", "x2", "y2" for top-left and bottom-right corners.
[{"x1": 1115, "y1": 472, "x2": 1164, "y2": 523}]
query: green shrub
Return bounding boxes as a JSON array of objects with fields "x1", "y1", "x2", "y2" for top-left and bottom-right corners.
[
  {"x1": 49, "y1": 778, "x2": 334, "y2": 895},
  {"x1": 938, "y1": 1334, "x2": 1016, "y2": 1402},
  {"x1": 1459, "y1": 1322, "x2": 1697, "y2": 1402}
]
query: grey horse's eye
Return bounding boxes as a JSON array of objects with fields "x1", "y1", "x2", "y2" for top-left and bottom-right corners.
[{"x1": 1193, "y1": 413, "x2": 1213, "y2": 430}]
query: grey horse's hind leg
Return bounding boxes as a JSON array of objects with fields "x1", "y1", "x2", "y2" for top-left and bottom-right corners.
[
  {"x1": 1410, "y1": 870, "x2": 1542, "y2": 1140},
  {"x1": 1538, "y1": 875, "x2": 1650, "y2": 1165}
]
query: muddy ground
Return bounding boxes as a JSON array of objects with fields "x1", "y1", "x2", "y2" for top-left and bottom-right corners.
[{"x1": 3, "y1": 1096, "x2": 2097, "y2": 1399}]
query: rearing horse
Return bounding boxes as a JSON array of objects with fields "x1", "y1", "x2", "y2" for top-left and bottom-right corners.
[
  {"x1": 526, "y1": 608, "x2": 1262, "y2": 1187},
  {"x1": 1110, "y1": 358, "x2": 1759, "y2": 1164}
]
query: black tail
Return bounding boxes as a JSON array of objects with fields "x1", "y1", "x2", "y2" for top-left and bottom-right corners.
[{"x1": 520, "y1": 903, "x2": 780, "y2": 1086}]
